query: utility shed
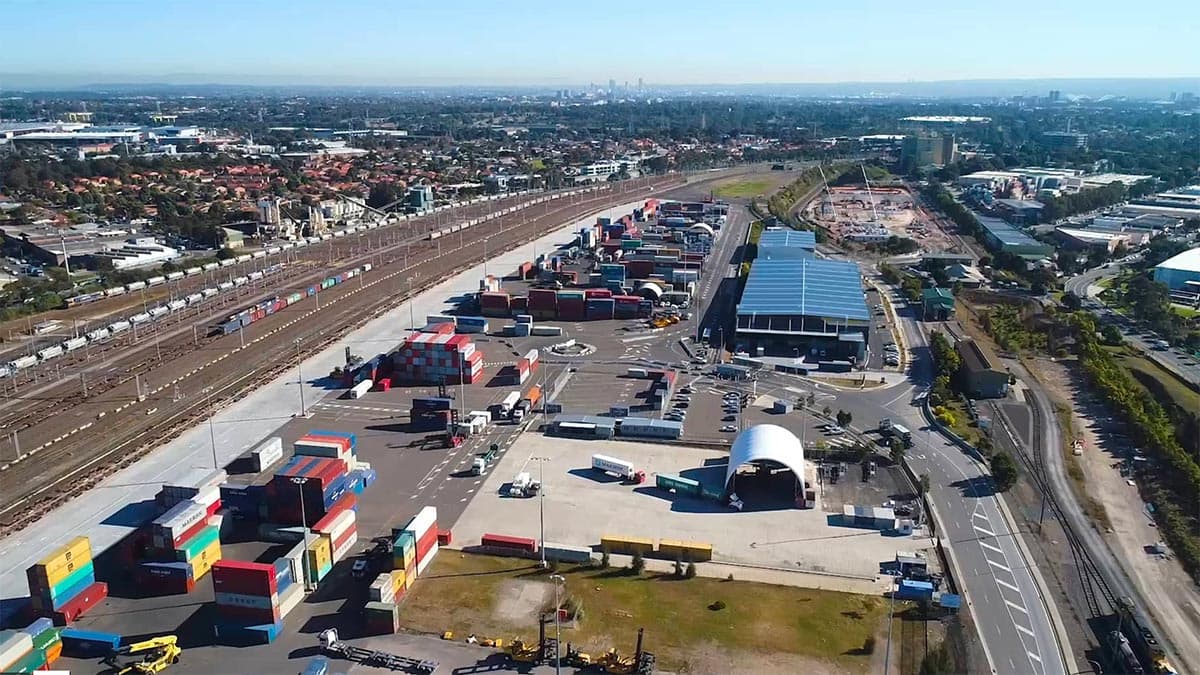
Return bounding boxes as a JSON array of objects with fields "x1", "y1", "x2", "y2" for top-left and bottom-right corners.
[
  {"x1": 921, "y1": 288, "x2": 955, "y2": 320},
  {"x1": 955, "y1": 338, "x2": 1009, "y2": 399}
]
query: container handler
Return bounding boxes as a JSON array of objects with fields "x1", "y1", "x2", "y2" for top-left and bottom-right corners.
[{"x1": 103, "y1": 635, "x2": 181, "y2": 674}]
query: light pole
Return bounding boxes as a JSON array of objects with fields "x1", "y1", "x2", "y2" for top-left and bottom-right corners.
[
  {"x1": 292, "y1": 476, "x2": 313, "y2": 592},
  {"x1": 550, "y1": 574, "x2": 565, "y2": 674},
  {"x1": 202, "y1": 386, "x2": 218, "y2": 469},
  {"x1": 294, "y1": 338, "x2": 307, "y2": 417},
  {"x1": 531, "y1": 457, "x2": 549, "y2": 568}
]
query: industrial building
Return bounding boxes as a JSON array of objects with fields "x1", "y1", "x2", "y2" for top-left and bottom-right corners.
[
  {"x1": 757, "y1": 229, "x2": 816, "y2": 260},
  {"x1": 1153, "y1": 248, "x2": 1200, "y2": 293},
  {"x1": 1054, "y1": 227, "x2": 1132, "y2": 254},
  {"x1": 735, "y1": 257, "x2": 870, "y2": 357},
  {"x1": 921, "y1": 288, "x2": 955, "y2": 320},
  {"x1": 726, "y1": 424, "x2": 807, "y2": 507},
  {"x1": 1042, "y1": 131, "x2": 1088, "y2": 149},
  {"x1": 992, "y1": 198, "x2": 1045, "y2": 226},
  {"x1": 974, "y1": 214, "x2": 1053, "y2": 259},
  {"x1": 956, "y1": 339, "x2": 1009, "y2": 399},
  {"x1": 547, "y1": 415, "x2": 617, "y2": 439}
]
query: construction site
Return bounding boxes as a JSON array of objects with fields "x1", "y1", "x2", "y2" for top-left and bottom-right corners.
[{"x1": 804, "y1": 183, "x2": 955, "y2": 250}]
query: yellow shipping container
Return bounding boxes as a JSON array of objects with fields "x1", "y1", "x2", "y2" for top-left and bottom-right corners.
[
  {"x1": 29, "y1": 536, "x2": 92, "y2": 587},
  {"x1": 306, "y1": 534, "x2": 332, "y2": 571},
  {"x1": 404, "y1": 565, "x2": 417, "y2": 589},
  {"x1": 390, "y1": 570, "x2": 406, "y2": 593},
  {"x1": 600, "y1": 535, "x2": 654, "y2": 556},
  {"x1": 657, "y1": 539, "x2": 713, "y2": 562},
  {"x1": 192, "y1": 539, "x2": 223, "y2": 579}
]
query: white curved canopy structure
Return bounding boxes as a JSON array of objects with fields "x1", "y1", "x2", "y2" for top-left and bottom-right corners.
[
  {"x1": 688, "y1": 223, "x2": 715, "y2": 237},
  {"x1": 637, "y1": 281, "x2": 664, "y2": 299},
  {"x1": 725, "y1": 424, "x2": 806, "y2": 489}
]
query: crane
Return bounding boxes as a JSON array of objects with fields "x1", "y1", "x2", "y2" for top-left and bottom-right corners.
[{"x1": 103, "y1": 635, "x2": 181, "y2": 674}]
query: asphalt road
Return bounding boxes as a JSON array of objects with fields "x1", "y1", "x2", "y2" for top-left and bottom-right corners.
[{"x1": 1063, "y1": 260, "x2": 1200, "y2": 388}]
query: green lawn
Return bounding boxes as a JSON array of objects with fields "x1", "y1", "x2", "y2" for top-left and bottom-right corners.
[
  {"x1": 400, "y1": 552, "x2": 890, "y2": 671},
  {"x1": 713, "y1": 178, "x2": 776, "y2": 199},
  {"x1": 1106, "y1": 347, "x2": 1200, "y2": 413},
  {"x1": 1171, "y1": 304, "x2": 1199, "y2": 320}
]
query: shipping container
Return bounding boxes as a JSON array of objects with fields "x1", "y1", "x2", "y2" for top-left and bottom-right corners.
[
  {"x1": 59, "y1": 628, "x2": 120, "y2": 657},
  {"x1": 27, "y1": 537, "x2": 91, "y2": 589},
  {"x1": 46, "y1": 581, "x2": 107, "y2": 626},
  {"x1": 542, "y1": 543, "x2": 595, "y2": 564},
  {"x1": 480, "y1": 533, "x2": 537, "y2": 553},
  {"x1": 657, "y1": 539, "x2": 713, "y2": 562},
  {"x1": 600, "y1": 535, "x2": 654, "y2": 556},
  {"x1": 250, "y1": 437, "x2": 284, "y2": 472},
  {"x1": 0, "y1": 632, "x2": 33, "y2": 667},
  {"x1": 212, "y1": 560, "x2": 277, "y2": 597},
  {"x1": 213, "y1": 620, "x2": 284, "y2": 646}
]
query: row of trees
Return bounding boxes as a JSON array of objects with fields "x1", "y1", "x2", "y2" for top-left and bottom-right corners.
[{"x1": 1038, "y1": 181, "x2": 1136, "y2": 222}]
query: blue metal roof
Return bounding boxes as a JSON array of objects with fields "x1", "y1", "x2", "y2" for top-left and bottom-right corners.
[
  {"x1": 737, "y1": 258, "x2": 869, "y2": 321},
  {"x1": 759, "y1": 229, "x2": 816, "y2": 250}
]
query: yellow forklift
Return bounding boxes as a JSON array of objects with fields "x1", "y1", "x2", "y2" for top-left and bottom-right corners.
[
  {"x1": 103, "y1": 635, "x2": 181, "y2": 674},
  {"x1": 565, "y1": 628, "x2": 654, "y2": 674},
  {"x1": 506, "y1": 612, "x2": 559, "y2": 665}
]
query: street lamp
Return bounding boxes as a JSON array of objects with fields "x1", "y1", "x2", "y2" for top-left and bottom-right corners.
[
  {"x1": 294, "y1": 338, "x2": 307, "y2": 417},
  {"x1": 292, "y1": 476, "x2": 313, "y2": 592},
  {"x1": 202, "y1": 386, "x2": 218, "y2": 469},
  {"x1": 550, "y1": 574, "x2": 565, "y2": 674},
  {"x1": 531, "y1": 457, "x2": 550, "y2": 568}
]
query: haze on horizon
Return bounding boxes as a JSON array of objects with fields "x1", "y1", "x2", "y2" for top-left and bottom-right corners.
[{"x1": 3, "y1": 0, "x2": 1198, "y2": 88}]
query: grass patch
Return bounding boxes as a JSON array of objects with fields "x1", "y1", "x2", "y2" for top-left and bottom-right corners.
[
  {"x1": 714, "y1": 178, "x2": 776, "y2": 199},
  {"x1": 1172, "y1": 304, "x2": 1199, "y2": 320},
  {"x1": 943, "y1": 399, "x2": 982, "y2": 446},
  {"x1": 1106, "y1": 346, "x2": 1200, "y2": 410},
  {"x1": 400, "y1": 552, "x2": 889, "y2": 671}
]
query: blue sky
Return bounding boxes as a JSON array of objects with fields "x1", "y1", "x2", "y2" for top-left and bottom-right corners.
[{"x1": 4, "y1": 0, "x2": 1198, "y2": 85}]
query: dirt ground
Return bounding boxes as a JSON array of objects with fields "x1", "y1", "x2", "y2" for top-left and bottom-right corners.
[
  {"x1": 802, "y1": 186, "x2": 955, "y2": 251},
  {"x1": 1034, "y1": 357, "x2": 1200, "y2": 673}
]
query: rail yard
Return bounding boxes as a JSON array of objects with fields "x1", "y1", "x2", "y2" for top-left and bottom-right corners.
[{"x1": 0, "y1": 177, "x2": 680, "y2": 532}]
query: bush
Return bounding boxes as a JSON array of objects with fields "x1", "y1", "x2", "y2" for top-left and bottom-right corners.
[
  {"x1": 600, "y1": 550, "x2": 610, "y2": 569},
  {"x1": 708, "y1": 600, "x2": 726, "y2": 611},
  {"x1": 673, "y1": 559, "x2": 683, "y2": 577},
  {"x1": 685, "y1": 562, "x2": 697, "y2": 579}
]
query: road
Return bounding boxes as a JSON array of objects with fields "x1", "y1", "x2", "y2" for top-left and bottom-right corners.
[{"x1": 1063, "y1": 259, "x2": 1200, "y2": 388}]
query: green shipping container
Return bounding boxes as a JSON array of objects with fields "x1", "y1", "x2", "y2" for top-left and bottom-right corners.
[
  {"x1": 174, "y1": 526, "x2": 220, "y2": 562},
  {"x1": 700, "y1": 484, "x2": 725, "y2": 501},
  {"x1": 8, "y1": 646, "x2": 46, "y2": 673},
  {"x1": 655, "y1": 474, "x2": 701, "y2": 496},
  {"x1": 621, "y1": 239, "x2": 642, "y2": 250},
  {"x1": 31, "y1": 627, "x2": 60, "y2": 651}
]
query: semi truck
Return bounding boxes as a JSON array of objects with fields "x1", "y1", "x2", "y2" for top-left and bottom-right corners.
[
  {"x1": 879, "y1": 419, "x2": 913, "y2": 447},
  {"x1": 591, "y1": 454, "x2": 646, "y2": 483},
  {"x1": 511, "y1": 385, "x2": 542, "y2": 422},
  {"x1": 498, "y1": 391, "x2": 521, "y2": 417},
  {"x1": 508, "y1": 472, "x2": 541, "y2": 498}
]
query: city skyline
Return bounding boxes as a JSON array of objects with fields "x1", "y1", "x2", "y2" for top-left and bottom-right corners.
[{"x1": 3, "y1": 0, "x2": 1197, "y2": 88}]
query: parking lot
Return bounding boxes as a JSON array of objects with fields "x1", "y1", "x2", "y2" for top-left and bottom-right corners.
[{"x1": 451, "y1": 433, "x2": 924, "y2": 580}]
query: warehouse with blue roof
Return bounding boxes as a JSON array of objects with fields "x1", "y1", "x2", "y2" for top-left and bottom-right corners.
[
  {"x1": 735, "y1": 255, "x2": 870, "y2": 357},
  {"x1": 757, "y1": 228, "x2": 816, "y2": 260}
]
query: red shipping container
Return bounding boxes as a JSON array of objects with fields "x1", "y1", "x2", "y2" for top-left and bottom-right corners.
[
  {"x1": 212, "y1": 560, "x2": 277, "y2": 596},
  {"x1": 437, "y1": 529, "x2": 453, "y2": 546},
  {"x1": 215, "y1": 604, "x2": 281, "y2": 624},
  {"x1": 48, "y1": 581, "x2": 108, "y2": 626},
  {"x1": 510, "y1": 296, "x2": 528, "y2": 311},
  {"x1": 584, "y1": 289, "x2": 613, "y2": 299},
  {"x1": 416, "y1": 526, "x2": 438, "y2": 561},
  {"x1": 374, "y1": 378, "x2": 391, "y2": 392},
  {"x1": 297, "y1": 435, "x2": 352, "y2": 453},
  {"x1": 481, "y1": 533, "x2": 537, "y2": 553},
  {"x1": 205, "y1": 499, "x2": 222, "y2": 517},
  {"x1": 164, "y1": 516, "x2": 210, "y2": 549}
]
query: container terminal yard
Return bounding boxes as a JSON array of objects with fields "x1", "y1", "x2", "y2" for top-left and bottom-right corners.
[{"x1": 0, "y1": 168, "x2": 927, "y2": 675}]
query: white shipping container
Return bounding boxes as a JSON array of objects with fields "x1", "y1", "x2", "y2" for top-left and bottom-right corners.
[
  {"x1": 186, "y1": 293, "x2": 204, "y2": 305},
  {"x1": 332, "y1": 531, "x2": 358, "y2": 563},
  {"x1": 468, "y1": 410, "x2": 491, "y2": 423},
  {"x1": 236, "y1": 254, "x2": 252, "y2": 263},
  {"x1": 524, "y1": 348, "x2": 539, "y2": 365},
  {"x1": 530, "y1": 326, "x2": 563, "y2": 337},
  {"x1": 202, "y1": 288, "x2": 219, "y2": 298},
  {"x1": 416, "y1": 541, "x2": 439, "y2": 575},
  {"x1": 348, "y1": 379, "x2": 373, "y2": 399},
  {"x1": 323, "y1": 510, "x2": 357, "y2": 541},
  {"x1": 251, "y1": 437, "x2": 284, "y2": 471},
  {"x1": 193, "y1": 484, "x2": 221, "y2": 509},
  {"x1": 278, "y1": 581, "x2": 304, "y2": 617},
  {"x1": 153, "y1": 499, "x2": 207, "y2": 541},
  {"x1": 0, "y1": 631, "x2": 34, "y2": 667},
  {"x1": 167, "y1": 299, "x2": 187, "y2": 311},
  {"x1": 127, "y1": 281, "x2": 147, "y2": 291},
  {"x1": 149, "y1": 306, "x2": 169, "y2": 318},
  {"x1": 403, "y1": 506, "x2": 437, "y2": 542},
  {"x1": 215, "y1": 591, "x2": 279, "y2": 610},
  {"x1": 203, "y1": 262, "x2": 220, "y2": 271}
]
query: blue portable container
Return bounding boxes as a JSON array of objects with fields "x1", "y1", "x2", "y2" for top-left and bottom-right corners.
[{"x1": 60, "y1": 628, "x2": 122, "y2": 657}]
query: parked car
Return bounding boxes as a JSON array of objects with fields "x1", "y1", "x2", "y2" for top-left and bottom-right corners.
[{"x1": 720, "y1": 425, "x2": 737, "y2": 432}]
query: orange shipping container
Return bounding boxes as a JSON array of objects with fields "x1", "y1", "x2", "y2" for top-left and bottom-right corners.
[{"x1": 525, "y1": 385, "x2": 541, "y2": 407}]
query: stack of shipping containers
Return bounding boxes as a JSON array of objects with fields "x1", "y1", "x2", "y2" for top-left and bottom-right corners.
[
  {"x1": 584, "y1": 288, "x2": 615, "y2": 320},
  {"x1": 556, "y1": 290, "x2": 585, "y2": 321},
  {"x1": 527, "y1": 289, "x2": 557, "y2": 320},
  {"x1": 516, "y1": 349, "x2": 539, "y2": 384},
  {"x1": 140, "y1": 492, "x2": 223, "y2": 595},
  {"x1": 211, "y1": 559, "x2": 300, "y2": 645},
  {"x1": 410, "y1": 396, "x2": 453, "y2": 431},
  {"x1": 399, "y1": 506, "x2": 440, "y2": 575},
  {"x1": 26, "y1": 536, "x2": 107, "y2": 625},
  {"x1": 479, "y1": 291, "x2": 510, "y2": 317},
  {"x1": 391, "y1": 324, "x2": 483, "y2": 384},
  {"x1": 1, "y1": 617, "x2": 65, "y2": 671}
]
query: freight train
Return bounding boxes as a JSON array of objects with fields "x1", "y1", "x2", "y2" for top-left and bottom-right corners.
[{"x1": 3, "y1": 263, "x2": 371, "y2": 378}]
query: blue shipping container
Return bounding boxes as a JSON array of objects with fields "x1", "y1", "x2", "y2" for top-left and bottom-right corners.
[
  {"x1": 60, "y1": 628, "x2": 122, "y2": 657},
  {"x1": 308, "y1": 429, "x2": 357, "y2": 447}
]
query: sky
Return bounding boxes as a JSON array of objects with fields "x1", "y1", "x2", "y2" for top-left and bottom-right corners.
[{"x1": 3, "y1": 0, "x2": 1198, "y2": 87}]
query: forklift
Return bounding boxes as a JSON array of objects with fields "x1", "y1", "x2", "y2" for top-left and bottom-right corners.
[
  {"x1": 102, "y1": 635, "x2": 181, "y2": 674},
  {"x1": 565, "y1": 628, "x2": 654, "y2": 674},
  {"x1": 506, "y1": 611, "x2": 560, "y2": 665}
]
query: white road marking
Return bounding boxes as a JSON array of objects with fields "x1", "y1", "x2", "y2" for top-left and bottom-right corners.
[
  {"x1": 994, "y1": 577, "x2": 1020, "y2": 593},
  {"x1": 1014, "y1": 623, "x2": 1035, "y2": 638},
  {"x1": 1027, "y1": 651, "x2": 1042, "y2": 663},
  {"x1": 973, "y1": 524, "x2": 995, "y2": 537},
  {"x1": 1005, "y1": 599, "x2": 1028, "y2": 614},
  {"x1": 986, "y1": 559, "x2": 1012, "y2": 573},
  {"x1": 978, "y1": 540, "x2": 1003, "y2": 554}
]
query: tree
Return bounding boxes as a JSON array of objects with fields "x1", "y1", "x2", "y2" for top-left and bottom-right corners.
[
  {"x1": 821, "y1": 405, "x2": 832, "y2": 418},
  {"x1": 215, "y1": 247, "x2": 236, "y2": 260},
  {"x1": 990, "y1": 451, "x2": 1019, "y2": 492},
  {"x1": 1101, "y1": 324, "x2": 1124, "y2": 346},
  {"x1": 1061, "y1": 292, "x2": 1082, "y2": 311},
  {"x1": 836, "y1": 410, "x2": 852, "y2": 428},
  {"x1": 366, "y1": 183, "x2": 402, "y2": 209},
  {"x1": 919, "y1": 473, "x2": 931, "y2": 496},
  {"x1": 600, "y1": 550, "x2": 611, "y2": 569},
  {"x1": 630, "y1": 550, "x2": 645, "y2": 575},
  {"x1": 889, "y1": 438, "x2": 905, "y2": 465}
]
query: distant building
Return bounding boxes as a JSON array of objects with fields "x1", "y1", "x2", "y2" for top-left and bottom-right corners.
[
  {"x1": 92, "y1": 237, "x2": 180, "y2": 270},
  {"x1": 974, "y1": 214, "x2": 1053, "y2": 259},
  {"x1": 256, "y1": 197, "x2": 282, "y2": 226},
  {"x1": 902, "y1": 133, "x2": 957, "y2": 167},
  {"x1": 757, "y1": 228, "x2": 816, "y2": 260},
  {"x1": 992, "y1": 198, "x2": 1045, "y2": 226},
  {"x1": 1042, "y1": 132, "x2": 1088, "y2": 149},
  {"x1": 921, "y1": 288, "x2": 955, "y2": 321},
  {"x1": 220, "y1": 227, "x2": 246, "y2": 249},
  {"x1": 1054, "y1": 227, "x2": 1131, "y2": 253},
  {"x1": 956, "y1": 338, "x2": 1009, "y2": 399},
  {"x1": 405, "y1": 185, "x2": 434, "y2": 213}
]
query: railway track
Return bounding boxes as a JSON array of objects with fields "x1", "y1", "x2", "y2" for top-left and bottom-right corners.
[
  {"x1": 0, "y1": 186, "x2": 612, "y2": 434},
  {"x1": 0, "y1": 177, "x2": 678, "y2": 534}
]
